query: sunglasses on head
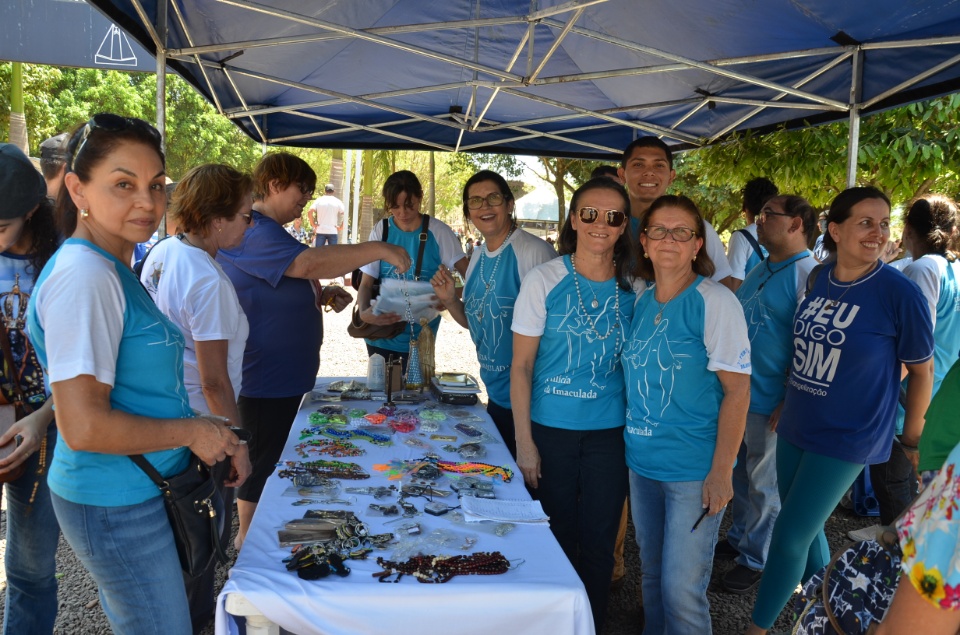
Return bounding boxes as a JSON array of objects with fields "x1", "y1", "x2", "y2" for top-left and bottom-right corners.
[
  {"x1": 70, "y1": 113, "x2": 162, "y2": 172},
  {"x1": 577, "y1": 206, "x2": 627, "y2": 227}
]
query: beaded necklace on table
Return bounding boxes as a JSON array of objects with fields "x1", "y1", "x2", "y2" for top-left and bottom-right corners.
[
  {"x1": 570, "y1": 254, "x2": 621, "y2": 343},
  {"x1": 471, "y1": 226, "x2": 515, "y2": 321}
]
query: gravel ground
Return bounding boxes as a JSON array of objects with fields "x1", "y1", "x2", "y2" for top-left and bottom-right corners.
[{"x1": 0, "y1": 305, "x2": 878, "y2": 634}]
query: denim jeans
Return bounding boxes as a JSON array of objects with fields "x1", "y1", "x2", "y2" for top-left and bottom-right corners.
[
  {"x1": 629, "y1": 471, "x2": 722, "y2": 635},
  {"x1": 3, "y1": 422, "x2": 60, "y2": 635},
  {"x1": 51, "y1": 491, "x2": 192, "y2": 634},
  {"x1": 869, "y1": 438, "x2": 918, "y2": 525},
  {"x1": 726, "y1": 411, "x2": 780, "y2": 570},
  {"x1": 314, "y1": 233, "x2": 338, "y2": 247},
  {"x1": 532, "y1": 423, "x2": 627, "y2": 633}
]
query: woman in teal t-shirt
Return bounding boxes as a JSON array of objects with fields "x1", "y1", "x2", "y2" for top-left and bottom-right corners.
[
  {"x1": 623, "y1": 195, "x2": 751, "y2": 635},
  {"x1": 28, "y1": 114, "x2": 243, "y2": 635}
]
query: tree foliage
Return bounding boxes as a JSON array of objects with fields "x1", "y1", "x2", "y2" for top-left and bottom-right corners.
[{"x1": 0, "y1": 63, "x2": 262, "y2": 180}]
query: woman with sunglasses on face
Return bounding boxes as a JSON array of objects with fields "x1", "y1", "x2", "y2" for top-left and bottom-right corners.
[
  {"x1": 356, "y1": 170, "x2": 468, "y2": 371},
  {"x1": 26, "y1": 113, "x2": 243, "y2": 634},
  {"x1": 139, "y1": 164, "x2": 253, "y2": 633},
  {"x1": 430, "y1": 170, "x2": 557, "y2": 458},
  {"x1": 511, "y1": 177, "x2": 641, "y2": 632},
  {"x1": 622, "y1": 194, "x2": 751, "y2": 635},
  {"x1": 746, "y1": 187, "x2": 934, "y2": 635},
  {"x1": 0, "y1": 144, "x2": 61, "y2": 635}
]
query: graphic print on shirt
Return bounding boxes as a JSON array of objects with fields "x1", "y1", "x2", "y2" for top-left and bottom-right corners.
[
  {"x1": 0, "y1": 272, "x2": 44, "y2": 406},
  {"x1": 741, "y1": 288, "x2": 774, "y2": 342},
  {"x1": 549, "y1": 293, "x2": 620, "y2": 392},
  {"x1": 790, "y1": 295, "x2": 859, "y2": 394},
  {"x1": 621, "y1": 314, "x2": 690, "y2": 423},
  {"x1": 465, "y1": 287, "x2": 512, "y2": 355}
]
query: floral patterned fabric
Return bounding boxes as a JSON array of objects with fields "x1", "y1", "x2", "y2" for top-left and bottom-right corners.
[{"x1": 897, "y1": 442, "x2": 960, "y2": 609}]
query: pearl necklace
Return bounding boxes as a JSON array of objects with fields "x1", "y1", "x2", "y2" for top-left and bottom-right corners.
[
  {"x1": 473, "y1": 226, "x2": 515, "y2": 321},
  {"x1": 653, "y1": 271, "x2": 694, "y2": 326},
  {"x1": 570, "y1": 254, "x2": 620, "y2": 341}
]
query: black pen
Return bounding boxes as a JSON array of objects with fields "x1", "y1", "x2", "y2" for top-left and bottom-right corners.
[{"x1": 691, "y1": 508, "x2": 709, "y2": 532}]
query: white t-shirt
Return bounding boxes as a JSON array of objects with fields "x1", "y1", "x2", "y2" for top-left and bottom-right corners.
[
  {"x1": 140, "y1": 237, "x2": 249, "y2": 414},
  {"x1": 727, "y1": 223, "x2": 766, "y2": 280},
  {"x1": 310, "y1": 195, "x2": 345, "y2": 235},
  {"x1": 702, "y1": 220, "x2": 734, "y2": 281}
]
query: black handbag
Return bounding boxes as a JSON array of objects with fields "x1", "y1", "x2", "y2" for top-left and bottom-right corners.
[
  {"x1": 347, "y1": 215, "x2": 430, "y2": 340},
  {"x1": 130, "y1": 453, "x2": 228, "y2": 577}
]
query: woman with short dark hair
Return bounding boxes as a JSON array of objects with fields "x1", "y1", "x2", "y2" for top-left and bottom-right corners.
[{"x1": 431, "y1": 170, "x2": 556, "y2": 458}]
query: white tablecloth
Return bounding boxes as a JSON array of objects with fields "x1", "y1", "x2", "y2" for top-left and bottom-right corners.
[{"x1": 215, "y1": 381, "x2": 594, "y2": 635}]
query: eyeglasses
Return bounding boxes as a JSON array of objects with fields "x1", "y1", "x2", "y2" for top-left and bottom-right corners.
[
  {"x1": 466, "y1": 192, "x2": 505, "y2": 210},
  {"x1": 298, "y1": 183, "x2": 315, "y2": 197},
  {"x1": 577, "y1": 207, "x2": 627, "y2": 227},
  {"x1": 644, "y1": 226, "x2": 697, "y2": 242},
  {"x1": 758, "y1": 207, "x2": 792, "y2": 222},
  {"x1": 69, "y1": 113, "x2": 162, "y2": 172}
]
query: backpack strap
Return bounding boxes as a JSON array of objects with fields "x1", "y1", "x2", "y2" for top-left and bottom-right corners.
[
  {"x1": 804, "y1": 263, "x2": 825, "y2": 298},
  {"x1": 735, "y1": 228, "x2": 765, "y2": 262},
  {"x1": 414, "y1": 215, "x2": 430, "y2": 280}
]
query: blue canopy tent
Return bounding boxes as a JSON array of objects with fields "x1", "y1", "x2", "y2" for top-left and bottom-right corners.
[{"x1": 71, "y1": 0, "x2": 960, "y2": 183}]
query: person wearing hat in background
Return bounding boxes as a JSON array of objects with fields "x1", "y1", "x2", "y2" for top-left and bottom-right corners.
[
  {"x1": 39, "y1": 133, "x2": 69, "y2": 200},
  {"x1": 0, "y1": 143, "x2": 63, "y2": 634},
  {"x1": 309, "y1": 183, "x2": 345, "y2": 247}
]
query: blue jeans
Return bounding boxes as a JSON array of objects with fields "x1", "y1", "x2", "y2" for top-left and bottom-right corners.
[
  {"x1": 3, "y1": 422, "x2": 60, "y2": 635},
  {"x1": 726, "y1": 411, "x2": 780, "y2": 570},
  {"x1": 630, "y1": 472, "x2": 721, "y2": 635},
  {"x1": 314, "y1": 234, "x2": 338, "y2": 247},
  {"x1": 751, "y1": 438, "x2": 863, "y2": 629},
  {"x1": 51, "y1": 491, "x2": 192, "y2": 634},
  {"x1": 532, "y1": 423, "x2": 627, "y2": 633}
]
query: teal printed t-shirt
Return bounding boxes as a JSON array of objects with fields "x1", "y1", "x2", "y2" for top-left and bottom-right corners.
[
  {"x1": 512, "y1": 255, "x2": 639, "y2": 430},
  {"x1": 463, "y1": 230, "x2": 557, "y2": 408},
  {"x1": 622, "y1": 277, "x2": 751, "y2": 482},
  {"x1": 28, "y1": 239, "x2": 193, "y2": 507},
  {"x1": 736, "y1": 251, "x2": 815, "y2": 415}
]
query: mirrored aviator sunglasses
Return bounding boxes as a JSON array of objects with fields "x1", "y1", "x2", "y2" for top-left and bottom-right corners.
[
  {"x1": 70, "y1": 113, "x2": 162, "y2": 171},
  {"x1": 577, "y1": 206, "x2": 627, "y2": 227}
]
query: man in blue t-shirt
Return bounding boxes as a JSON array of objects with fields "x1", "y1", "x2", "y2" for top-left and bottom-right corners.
[{"x1": 719, "y1": 195, "x2": 818, "y2": 594}]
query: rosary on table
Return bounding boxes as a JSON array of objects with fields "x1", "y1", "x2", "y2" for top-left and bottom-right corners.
[
  {"x1": 373, "y1": 457, "x2": 514, "y2": 483},
  {"x1": 374, "y1": 552, "x2": 511, "y2": 583},
  {"x1": 294, "y1": 438, "x2": 365, "y2": 458},
  {"x1": 279, "y1": 460, "x2": 371, "y2": 481}
]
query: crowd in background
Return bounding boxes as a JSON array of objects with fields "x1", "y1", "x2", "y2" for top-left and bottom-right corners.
[{"x1": 2, "y1": 113, "x2": 960, "y2": 635}]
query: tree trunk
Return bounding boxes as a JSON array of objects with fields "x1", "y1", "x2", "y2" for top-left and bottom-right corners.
[
  {"x1": 359, "y1": 150, "x2": 377, "y2": 242},
  {"x1": 9, "y1": 63, "x2": 28, "y2": 154}
]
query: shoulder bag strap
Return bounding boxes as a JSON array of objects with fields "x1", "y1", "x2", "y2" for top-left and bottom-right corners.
[
  {"x1": 129, "y1": 454, "x2": 168, "y2": 488},
  {"x1": 0, "y1": 320, "x2": 34, "y2": 415},
  {"x1": 414, "y1": 215, "x2": 430, "y2": 279},
  {"x1": 736, "y1": 228, "x2": 765, "y2": 262}
]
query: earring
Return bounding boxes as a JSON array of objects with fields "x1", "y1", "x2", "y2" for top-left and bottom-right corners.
[
  {"x1": 692, "y1": 254, "x2": 697, "y2": 261},
  {"x1": 218, "y1": 227, "x2": 222, "y2": 233},
  {"x1": 80, "y1": 209, "x2": 89, "y2": 219},
  {"x1": 643, "y1": 253, "x2": 650, "y2": 259}
]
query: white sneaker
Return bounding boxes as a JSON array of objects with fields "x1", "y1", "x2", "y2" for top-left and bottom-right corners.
[{"x1": 848, "y1": 524, "x2": 882, "y2": 542}]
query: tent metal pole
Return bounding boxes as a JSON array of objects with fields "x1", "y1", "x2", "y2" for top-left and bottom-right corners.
[
  {"x1": 342, "y1": 151, "x2": 352, "y2": 243},
  {"x1": 352, "y1": 150, "x2": 362, "y2": 244},
  {"x1": 862, "y1": 50, "x2": 960, "y2": 109},
  {"x1": 846, "y1": 49, "x2": 863, "y2": 189},
  {"x1": 528, "y1": 8, "x2": 583, "y2": 83},
  {"x1": 169, "y1": 0, "x2": 224, "y2": 114},
  {"x1": 155, "y1": 0, "x2": 167, "y2": 237}
]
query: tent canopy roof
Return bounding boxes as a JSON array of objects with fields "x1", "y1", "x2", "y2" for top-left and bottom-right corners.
[{"x1": 90, "y1": 0, "x2": 960, "y2": 158}]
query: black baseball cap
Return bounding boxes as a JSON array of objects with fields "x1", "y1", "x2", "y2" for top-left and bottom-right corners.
[
  {"x1": 0, "y1": 143, "x2": 47, "y2": 219},
  {"x1": 39, "y1": 133, "x2": 69, "y2": 162}
]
